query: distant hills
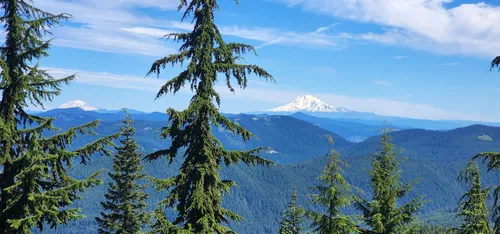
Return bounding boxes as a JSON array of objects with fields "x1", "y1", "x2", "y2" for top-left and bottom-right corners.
[
  {"x1": 47, "y1": 97, "x2": 500, "y2": 132},
  {"x1": 258, "y1": 95, "x2": 500, "y2": 131},
  {"x1": 35, "y1": 107, "x2": 500, "y2": 233}
]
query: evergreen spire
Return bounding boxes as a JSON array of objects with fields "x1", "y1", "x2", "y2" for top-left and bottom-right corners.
[
  {"x1": 0, "y1": 0, "x2": 118, "y2": 233},
  {"x1": 145, "y1": 0, "x2": 274, "y2": 233},
  {"x1": 306, "y1": 135, "x2": 360, "y2": 234},
  {"x1": 96, "y1": 110, "x2": 149, "y2": 234},
  {"x1": 279, "y1": 186, "x2": 305, "y2": 234},
  {"x1": 455, "y1": 161, "x2": 492, "y2": 234},
  {"x1": 473, "y1": 152, "x2": 500, "y2": 232},
  {"x1": 356, "y1": 128, "x2": 423, "y2": 234}
]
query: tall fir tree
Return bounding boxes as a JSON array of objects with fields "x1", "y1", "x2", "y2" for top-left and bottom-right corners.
[
  {"x1": 473, "y1": 152, "x2": 500, "y2": 232},
  {"x1": 96, "y1": 110, "x2": 149, "y2": 234},
  {"x1": 306, "y1": 135, "x2": 360, "y2": 234},
  {"x1": 0, "y1": 0, "x2": 117, "y2": 233},
  {"x1": 145, "y1": 0, "x2": 274, "y2": 233},
  {"x1": 356, "y1": 128, "x2": 423, "y2": 234},
  {"x1": 455, "y1": 161, "x2": 492, "y2": 234},
  {"x1": 279, "y1": 186, "x2": 306, "y2": 234}
]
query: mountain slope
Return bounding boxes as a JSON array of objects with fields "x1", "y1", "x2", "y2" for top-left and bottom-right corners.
[
  {"x1": 268, "y1": 95, "x2": 350, "y2": 112},
  {"x1": 59, "y1": 100, "x2": 98, "y2": 111},
  {"x1": 290, "y1": 112, "x2": 401, "y2": 142},
  {"x1": 33, "y1": 110, "x2": 500, "y2": 234}
]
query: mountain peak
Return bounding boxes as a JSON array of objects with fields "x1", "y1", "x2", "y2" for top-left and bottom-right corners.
[
  {"x1": 268, "y1": 95, "x2": 350, "y2": 113},
  {"x1": 59, "y1": 100, "x2": 98, "y2": 111}
]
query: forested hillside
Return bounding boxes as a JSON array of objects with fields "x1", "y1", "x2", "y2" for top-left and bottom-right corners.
[{"x1": 35, "y1": 110, "x2": 500, "y2": 233}]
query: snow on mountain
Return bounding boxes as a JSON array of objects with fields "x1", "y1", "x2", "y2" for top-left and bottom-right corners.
[
  {"x1": 268, "y1": 95, "x2": 350, "y2": 113},
  {"x1": 59, "y1": 100, "x2": 98, "y2": 111}
]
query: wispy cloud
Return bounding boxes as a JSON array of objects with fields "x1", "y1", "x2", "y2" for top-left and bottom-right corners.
[
  {"x1": 373, "y1": 80, "x2": 391, "y2": 86},
  {"x1": 47, "y1": 67, "x2": 166, "y2": 92},
  {"x1": 32, "y1": 0, "x2": 352, "y2": 56},
  {"x1": 33, "y1": 0, "x2": 181, "y2": 56},
  {"x1": 275, "y1": 0, "x2": 500, "y2": 58},
  {"x1": 393, "y1": 55, "x2": 409, "y2": 60},
  {"x1": 122, "y1": 24, "x2": 350, "y2": 51},
  {"x1": 315, "y1": 23, "x2": 341, "y2": 33},
  {"x1": 45, "y1": 66, "x2": 496, "y2": 122}
]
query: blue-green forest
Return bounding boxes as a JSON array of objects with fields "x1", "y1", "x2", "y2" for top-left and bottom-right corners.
[{"x1": 32, "y1": 108, "x2": 500, "y2": 233}]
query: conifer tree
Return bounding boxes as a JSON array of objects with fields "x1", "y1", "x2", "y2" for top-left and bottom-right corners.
[
  {"x1": 473, "y1": 152, "x2": 500, "y2": 232},
  {"x1": 279, "y1": 186, "x2": 306, "y2": 234},
  {"x1": 455, "y1": 161, "x2": 492, "y2": 234},
  {"x1": 356, "y1": 128, "x2": 423, "y2": 234},
  {"x1": 306, "y1": 135, "x2": 360, "y2": 234},
  {"x1": 96, "y1": 111, "x2": 149, "y2": 234},
  {"x1": 0, "y1": 0, "x2": 117, "y2": 233},
  {"x1": 145, "y1": 0, "x2": 274, "y2": 233}
]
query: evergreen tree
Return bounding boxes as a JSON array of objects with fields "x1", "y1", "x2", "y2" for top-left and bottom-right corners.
[
  {"x1": 279, "y1": 186, "x2": 306, "y2": 234},
  {"x1": 0, "y1": 0, "x2": 117, "y2": 233},
  {"x1": 473, "y1": 152, "x2": 500, "y2": 232},
  {"x1": 96, "y1": 111, "x2": 149, "y2": 234},
  {"x1": 491, "y1": 56, "x2": 500, "y2": 72},
  {"x1": 416, "y1": 224, "x2": 457, "y2": 234},
  {"x1": 306, "y1": 135, "x2": 360, "y2": 234},
  {"x1": 455, "y1": 161, "x2": 492, "y2": 234},
  {"x1": 145, "y1": 0, "x2": 274, "y2": 233},
  {"x1": 356, "y1": 128, "x2": 423, "y2": 234}
]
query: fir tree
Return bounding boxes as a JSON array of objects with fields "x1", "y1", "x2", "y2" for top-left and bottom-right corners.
[
  {"x1": 473, "y1": 152, "x2": 500, "y2": 232},
  {"x1": 145, "y1": 0, "x2": 274, "y2": 233},
  {"x1": 356, "y1": 128, "x2": 423, "y2": 234},
  {"x1": 0, "y1": 0, "x2": 117, "y2": 233},
  {"x1": 491, "y1": 56, "x2": 500, "y2": 72},
  {"x1": 455, "y1": 161, "x2": 492, "y2": 234},
  {"x1": 279, "y1": 186, "x2": 306, "y2": 234},
  {"x1": 306, "y1": 135, "x2": 360, "y2": 234},
  {"x1": 96, "y1": 111, "x2": 149, "y2": 234}
]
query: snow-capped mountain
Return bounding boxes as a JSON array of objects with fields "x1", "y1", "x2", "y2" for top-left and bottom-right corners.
[
  {"x1": 268, "y1": 95, "x2": 350, "y2": 113},
  {"x1": 59, "y1": 100, "x2": 98, "y2": 111}
]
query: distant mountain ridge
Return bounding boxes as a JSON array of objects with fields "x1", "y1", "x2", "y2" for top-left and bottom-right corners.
[{"x1": 259, "y1": 95, "x2": 500, "y2": 130}]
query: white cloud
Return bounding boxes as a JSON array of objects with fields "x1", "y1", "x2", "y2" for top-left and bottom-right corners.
[
  {"x1": 33, "y1": 0, "x2": 181, "y2": 56},
  {"x1": 393, "y1": 55, "x2": 409, "y2": 59},
  {"x1": 46, "y1": 67, "x2": 166, "y2": 92},
  {"x1": 44, "y1": 67, "x2": 497, "y2": 122},
  {"x1": 120, "y1": 24, "x2": 350, "y2": 50},
  {"x1": 37, "y1": 0, "x2": 349, "y2": 55},
  {"x1": 373, "y1": 80, "x2": 391, "y2": 86},
  {"x1": 275, "y1": 0, "x2": 500, "y2": 57},
  {"x1": 314, "y1": 23, "x2": 341, "y2": 33}
]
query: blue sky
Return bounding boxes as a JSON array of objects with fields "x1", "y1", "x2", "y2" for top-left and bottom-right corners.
[{"x1": 28, "y1": 0, "x2": 500, "y2": 121}]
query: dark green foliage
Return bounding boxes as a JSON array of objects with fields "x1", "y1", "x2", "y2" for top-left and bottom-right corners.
[
  {"x1": 491, "y1": 56, "x2": 500, "y2": 72},
  {"x1": 455, "y1": 161, "x2": 492, "y2": 234},
  {"x1": 306, "y1": 135, "x2": 360, "y2": 234},
  {"x1": 356, "y1": 128, "x2": 424, "y2": 234},
  {"x1": 473, "y1": 152, "x2": 500, "y2": 232},
  {"x1": 23, "y1": 117, "x2": 500, "y2": 234},
  {"x1": 145, "y1": 0, "x2": 273, "y2": 233},
  {"x1": 96, "y1": 111, "x2": 149, "y2": 234},
  {"x1": 279, "y1": 186, "x2": 305, "y2": 234},
  {"x1": 0, "y1": 0, "x2": 117, "y2": 233},
  {"x1": 416, "y1": 224, "x2": 457, "y2": 234}
]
